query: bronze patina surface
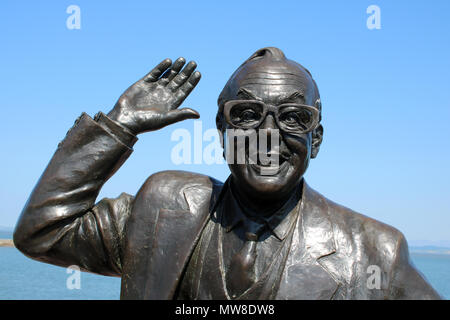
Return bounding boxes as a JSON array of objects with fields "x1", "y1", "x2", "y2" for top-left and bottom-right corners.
[{"x1": 14, "y1": 48, "x2": 441, "y2": 299}]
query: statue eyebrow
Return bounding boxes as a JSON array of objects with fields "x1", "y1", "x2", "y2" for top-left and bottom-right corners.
[
  {"x1": 278, "y1": 91, "x2": 304, "y2": 104},
  {"x1": 236, "y1": 88, "x2": 305, "y2": 104},
  {"x1": 237, "y1": 88, "x2": 262, "y2": 101}
]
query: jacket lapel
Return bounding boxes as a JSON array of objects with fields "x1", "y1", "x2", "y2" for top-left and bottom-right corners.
[
  {"x1": 302, "y1": 181, "x2": 336, "y2": 260},
  {"x1": 121, "y1": 179, "x2": 222, "y2": 300},
  {"x1": 279, "y1": 180, "x2": 340, "y2": 299}
]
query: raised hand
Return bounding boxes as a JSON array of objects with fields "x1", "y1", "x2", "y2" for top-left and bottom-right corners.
[{"x1": 107, "y1": 57, "x2": 201, "y2": 134}]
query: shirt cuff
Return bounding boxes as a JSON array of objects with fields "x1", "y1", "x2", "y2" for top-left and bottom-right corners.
[{"x1": 94, "y1": 112, "x2": 138, "y2": 147}]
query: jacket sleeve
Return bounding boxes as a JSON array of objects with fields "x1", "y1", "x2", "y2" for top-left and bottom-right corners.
[
  {"x1": 388, "y1": 233, "x2": 442, "y2": 299},
  {"x1": 13, "y1": 112, "x2": 138, "y2": 277}
]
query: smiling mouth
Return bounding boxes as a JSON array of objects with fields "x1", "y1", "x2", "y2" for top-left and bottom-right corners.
[
  {"x1": 250, "y1": 161, "x2": 288, "y2": 175},
  {"x1": 247, "y1": 151, "x2": 290, "y2": 176}
]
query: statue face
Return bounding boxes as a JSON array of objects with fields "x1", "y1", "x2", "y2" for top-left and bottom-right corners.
[
  {"x1": 217, "y1": 48, "x2": 323, "y2": 201},
  {"x1": 224, "y1": 81, "x2": 317, "y2": 199}
]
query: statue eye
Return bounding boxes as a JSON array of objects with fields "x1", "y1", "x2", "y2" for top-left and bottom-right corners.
[
  {"x1": 240, "y1": 109, "x2": 258, "y2": 121},
  {"x1": 283, "y1": 113, "x2": 299, "y2": 124},
  {"x1": 229, "y1": 103, "x2": 262, "y2": 127},
  {"x1": 280, "y1": 110, "x2": 312, "y2": 129}
]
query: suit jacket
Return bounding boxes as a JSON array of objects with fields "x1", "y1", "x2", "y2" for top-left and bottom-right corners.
[{"x1": 13, "y1": 112, "x2": 441, "y2": 300}]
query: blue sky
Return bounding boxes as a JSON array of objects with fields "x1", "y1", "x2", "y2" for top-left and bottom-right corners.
[{"x1": 0, "y1": 0, "x2": 449, "y2": 244}]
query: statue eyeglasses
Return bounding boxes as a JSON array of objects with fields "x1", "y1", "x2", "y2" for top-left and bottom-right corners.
[{"x1": 223, "y1": 100, "x2": 320, "y2": 134}]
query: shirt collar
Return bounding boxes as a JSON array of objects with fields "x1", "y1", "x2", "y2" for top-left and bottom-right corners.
[{"x1": 220, "y1": 177, "x2": 302, "y2": 241}]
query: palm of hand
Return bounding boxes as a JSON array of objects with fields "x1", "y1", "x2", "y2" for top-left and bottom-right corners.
[{"x1": 108, "y1": 57, "x2": 201, "y2": 134}]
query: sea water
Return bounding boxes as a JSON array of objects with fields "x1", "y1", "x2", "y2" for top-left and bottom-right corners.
[{"x1": 1, "y1": 247, "x2": 449, "y2": 299}]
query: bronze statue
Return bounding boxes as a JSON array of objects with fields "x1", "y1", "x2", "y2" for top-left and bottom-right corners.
[{"x1": 13, "y1": 47, "x2": 441, "y2": 299}]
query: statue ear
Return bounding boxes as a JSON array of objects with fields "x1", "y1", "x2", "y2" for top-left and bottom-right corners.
[{"x1": 311, "y1": 124, "x2": 323, "y2": 159}]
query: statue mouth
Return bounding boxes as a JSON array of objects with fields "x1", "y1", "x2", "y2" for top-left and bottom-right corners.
[
  {"x1": 246, "y1": 150, "x2": 290, "y2": 176},
  {"x1": 249, "y1": 161, "x2": 289, "y2": 176}
]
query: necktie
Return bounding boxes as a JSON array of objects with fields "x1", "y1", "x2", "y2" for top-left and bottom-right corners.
[{"x1": 225, "y1": 220, "x2": 265, "y2": 299}]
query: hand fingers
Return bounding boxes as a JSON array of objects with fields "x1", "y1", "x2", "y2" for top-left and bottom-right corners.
[
  {"x1": 160, "y1": 57, "x2": 186, "y2": 84},
  {"x1": 143, "y1": 58, "x2": 172, "y2": 82},
  {"x1": 160, "y1": 108, "x2": 200, "y2": 127},
  {"x1": 167, "y1": 61, "x2": 197, "y2": 91},
  {"x1": 176, "y1": 71, "x2": 201, "y2": 102}
]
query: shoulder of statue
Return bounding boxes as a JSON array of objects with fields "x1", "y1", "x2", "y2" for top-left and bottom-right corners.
[
  {"x1": 135, "y1": 170, "x2": 223, "y2": 213},
  {"x1": 310, "y1": 184, "x2": 403, "y2": 263}
]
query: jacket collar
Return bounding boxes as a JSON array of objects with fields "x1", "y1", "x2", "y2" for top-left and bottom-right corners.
[
  {"x1": 211, "y1": 176, "x2": 337, "y2": 252},
  {"x1": 215, "y1": 177, "x2": 301, "y2": 241},
  {"x1": 300, "y1": 180, "x2": 337, "y2": 260}
]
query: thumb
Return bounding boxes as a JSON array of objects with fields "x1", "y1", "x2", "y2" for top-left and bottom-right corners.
[{"x1": 160, "y1": 108, "x2": 200, "y2": 127}]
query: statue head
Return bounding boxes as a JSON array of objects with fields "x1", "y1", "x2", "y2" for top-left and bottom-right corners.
[{"x1": 216, "y1": 47, "x2": 323, "y2": 201}]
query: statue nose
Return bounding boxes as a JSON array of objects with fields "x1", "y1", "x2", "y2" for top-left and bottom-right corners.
[
  {"x1": 260, "y1": 113, "x2": 277, "y2": 131},
  {"x1": 258, "y1": 113, "x2": 281, "y2": 152}
]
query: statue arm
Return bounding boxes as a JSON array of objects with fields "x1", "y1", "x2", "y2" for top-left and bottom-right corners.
[
  {"x1": 13, "y1": 112, "x2": 137, "y2": 276},
  {"x1": 388, "y1": 233, "x2": 442, "y2": 299},
  {"x1": 13, "y1": 57, "x2": 201, "y2": 277}
]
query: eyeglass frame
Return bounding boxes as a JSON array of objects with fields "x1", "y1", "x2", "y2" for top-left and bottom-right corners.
[{"x1": 223, "y1": 99, "x2": 320, "y2": 134}]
